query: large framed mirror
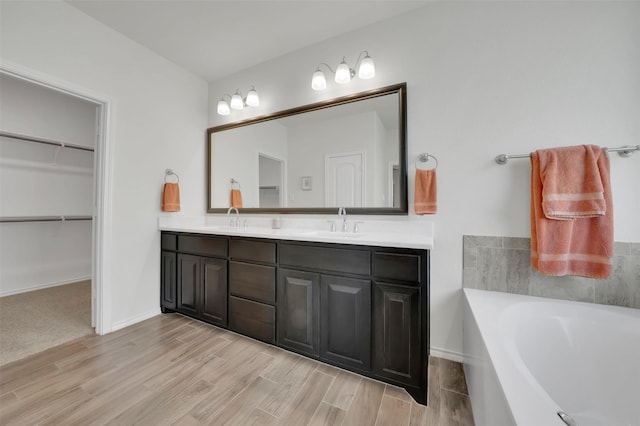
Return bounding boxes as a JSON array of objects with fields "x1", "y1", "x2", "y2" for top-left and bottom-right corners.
[{"x1": 207, "y1": 82, "x2": 407, "y2": 214}]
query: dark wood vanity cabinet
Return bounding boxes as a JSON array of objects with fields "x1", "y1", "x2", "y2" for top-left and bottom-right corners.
[
  {"x1": 278, "y1": 242, "x2": 373, "y2": 371},
  {"x1": 161, "y1": 251, "x2": 177, "y2": 311},
  {"x1": 163, "y1": 233, "x2": 228, "y2": 327},
  {"x1": 160, "y1": 231, "x2": 429, "y2": 405},
  {"x1": 160, "y1": 233, "x2": 177, "y2": 312},
  {"x1": 374, "y1": 282, "x2": 421, "y2": 386},
  {"x1": 176, "y1": 255, "x2": 227, "y2": 326},
  {"x1": 228, "y1": 238, "x2": 277, "y2": 344},
  {"x1": 372, "y1": 250, "x2": 429, "y2": 395}
]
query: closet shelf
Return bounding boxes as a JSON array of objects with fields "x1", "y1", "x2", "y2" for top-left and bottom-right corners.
[
  {"x1": 0, "y1": 215, "x2": 93, "y2": 223},
  {"x1": 0, "y1": 130, "x2": 94, "y2": 152}
]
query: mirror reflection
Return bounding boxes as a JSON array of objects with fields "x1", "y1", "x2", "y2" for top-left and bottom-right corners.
[{"x1": 207, "y1": 83, "x2": 406, "y2": 214}]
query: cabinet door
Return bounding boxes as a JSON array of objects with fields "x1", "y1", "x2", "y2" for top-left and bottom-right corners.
[
  {"x1": 201, "y1": 257, "x2": 227, "y2": 326},
  {"x1": 177, "y1": 254, "x2": 199, "y2": 317},
  {"x1": 320, "y1": 275, "x2": 371, "y2": 371},
  {"x1": 161, "y1": 251, "x2": 177, "y2": 311},
  {"x1": 277, "y1": 268, "x2": 320, "y2": 357},
  {"x1": 373, "y1": 283, "x2": 421, "y2": 386}
]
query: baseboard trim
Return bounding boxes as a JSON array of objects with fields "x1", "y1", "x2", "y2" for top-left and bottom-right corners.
[
  {"x1": 110, "y1": 308, "x2": 162, "y2": 333},
  {"x1": 430, "y1": 346, "x2": 464, "y2": 363},
  {"x1": 0, "y1": 276, "x2": 91, "y2": 298}
]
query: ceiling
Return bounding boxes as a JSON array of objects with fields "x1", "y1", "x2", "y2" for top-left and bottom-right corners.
[{"x1": 66, "y1": 0, "x2": 430, "y2": 82}]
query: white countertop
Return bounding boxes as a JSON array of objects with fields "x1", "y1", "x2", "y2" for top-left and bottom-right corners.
[{"x1": 158, "y1": 216, "x2": 434, "y2": 250}]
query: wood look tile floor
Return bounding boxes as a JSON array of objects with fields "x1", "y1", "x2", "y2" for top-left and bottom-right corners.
[{"x1": 0, "y1": 313, "x2": 474, "y2": 426}]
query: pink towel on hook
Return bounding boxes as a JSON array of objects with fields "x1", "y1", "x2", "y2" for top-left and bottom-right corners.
[
  {"x1": 530, "y1": 145, "x2": 613, "y2": 278},
  {"x1": 230, "y1": 189, "x2": 243, "y2": 208},
  {"x1": 162, "y1": 183, "x2": 180, "y2": 212},
  {"x1": 414, "y1": 168, "x2": 437, "y2": 214}
]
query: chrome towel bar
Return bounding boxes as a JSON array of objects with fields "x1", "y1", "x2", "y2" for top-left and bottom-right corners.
[{"x1": 495, "y1": 145, "x2": 639, "y2": 165}]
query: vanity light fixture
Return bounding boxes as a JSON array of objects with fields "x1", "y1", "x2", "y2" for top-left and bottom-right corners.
[
  {"x1": 216, "y1": 86, "x2": 260, "y2": 115},
  {"x1": 311, "y1": 51, "x2": 375, "y2": 91}
]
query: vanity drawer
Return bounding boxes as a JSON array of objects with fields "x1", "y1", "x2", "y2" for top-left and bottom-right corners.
[
  {"x1": 229, "y1": 296, "x2": 275, "y2": 344},
  {"x1": 230, "y1": 238, "x2": 276, "y2": 264},
  {"x1": 178, "y1": 235, "x2": 228, "y2": 258},
  {"x1": 373, "y1": 251, "x2": 422, "y2": 284},
  {"x1": 161, "y1": 233, "x2": 177, "y2": 251},
  {"x1": 229, "y1": 261, "x2": 276, "y2": 304},
  {"x1": 280, "y1": 243, "x2": 370, "y2": 276}
]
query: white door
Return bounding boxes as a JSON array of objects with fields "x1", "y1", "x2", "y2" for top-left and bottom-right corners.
[{"x1": 325, "y1": 152, "x2": 364, "y2": 207}]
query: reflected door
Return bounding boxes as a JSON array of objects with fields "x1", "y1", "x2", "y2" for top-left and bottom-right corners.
[{"x1": 325, "y1": 152, "x2": 364, "y2": 208}]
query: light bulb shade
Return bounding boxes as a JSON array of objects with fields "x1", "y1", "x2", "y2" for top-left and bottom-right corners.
[
  {"x1": 230, "y1": 92, "x2": 244, "y2": 110},
  {"x1": 335, "y1": 61, "x2": 351, "y2": 84},
  {"x1": 217, "y1": 99, "x2": 230, "y2": 115},
  {"x1": 246, "y1": 88, "x2": 259, "y2": 107},
  {"x1": 358, "y1": 55, "x2": 375, "y2": 79},
  {"x1": 311, "y1": 70, "x2": 327, "y2": 90}
]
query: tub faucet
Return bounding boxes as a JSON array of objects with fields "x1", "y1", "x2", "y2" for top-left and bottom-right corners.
[
  {"x1": 226, "y1": 207, "x2": 239, "y2": 228},
  {"x1": 338, "y1": 207, "x2": 347, "y2": 232},
  {"x1": 557, "y1": 411, "x2": 577, "y2": 426}
]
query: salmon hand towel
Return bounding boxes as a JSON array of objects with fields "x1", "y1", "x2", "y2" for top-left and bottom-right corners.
[
  {"x1": 540, "y1": 145, "x2": 607, "y2": 219},
  {"x1": 162, "y1": 183, "x2": 180, "y2": 212},
  {"x1": 230, "y1": 189, "x2": 243, "y2": 208},
  {"x1": 414, "y1": 168, "x2": 437, "y2": 214},
  {"x1": 530, "y1": 145, "x2": 613, "y2": 278}
]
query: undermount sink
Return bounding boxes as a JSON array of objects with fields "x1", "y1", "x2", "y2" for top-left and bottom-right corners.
[
  {"x1": 204, "y1": 225, "x2": 319, "y2": 236},
  {"x1": 202, "y1": 225, "x2": 367, "y2": 239},
  {"x1": 307, "y1": 231, "x2": 365, "y2": 238},
  {"x1": 204, "y1": 225, "x2": 244, "y2": 232}
]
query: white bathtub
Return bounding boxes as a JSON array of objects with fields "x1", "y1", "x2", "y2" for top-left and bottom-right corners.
[{"x1": 463, "y1": 288, "x2": 640, "y2": 426}]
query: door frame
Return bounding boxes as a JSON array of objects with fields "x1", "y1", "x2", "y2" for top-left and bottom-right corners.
[
  {"x1": 388, "y1": 161, "x2": 400, "y2": 208},
  {"x1": 1, "y1": 60, "x2": 114, "y2": 334}
]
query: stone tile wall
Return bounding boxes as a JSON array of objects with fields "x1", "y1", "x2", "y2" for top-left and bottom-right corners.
[{"x1": 462, "y1": 235, "x2": 640, "y2": 309}]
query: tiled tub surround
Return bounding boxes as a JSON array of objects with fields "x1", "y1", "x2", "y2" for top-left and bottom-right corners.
[{"x1": 463, "y1": 235, "x2": 640, "y2": 309}]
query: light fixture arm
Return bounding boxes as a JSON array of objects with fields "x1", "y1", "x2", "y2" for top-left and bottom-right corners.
[
  {"x1": 315, "y1": 62, "x2": 336, "y2": 74},
  {"x1": 340, "y1": 56, "x2": 357, "y2": 79},
  {"x1": 353, "y1": 50, "x2": 370, "y2": 71}
]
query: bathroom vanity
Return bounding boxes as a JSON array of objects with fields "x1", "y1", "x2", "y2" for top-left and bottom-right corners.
[{"x1": 159, "y1": 224, "x2": 431, "y2": 404}]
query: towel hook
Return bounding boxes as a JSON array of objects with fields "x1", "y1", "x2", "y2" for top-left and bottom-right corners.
[
  {"x1": 165, "y1": 169, "x2": 179, "y2": 183},
  {"x1": 230, "y1": 178, "x2": 241, "y2": 189},
  {"x1": 416, "y1": 153, "x2": 438, "y2": 170}
]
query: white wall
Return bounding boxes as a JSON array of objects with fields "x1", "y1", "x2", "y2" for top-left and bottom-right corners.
[
  {"x1": 1, "y1": 1, "x2": 208, "y2": 329},
  {"x1": 208, "y1": 2, "x2": 640, "y2": 359}
]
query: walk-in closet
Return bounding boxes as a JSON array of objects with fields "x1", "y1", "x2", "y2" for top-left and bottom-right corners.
[{"x1": 0, "y1": 72, "x2": 99, "y2": 365}]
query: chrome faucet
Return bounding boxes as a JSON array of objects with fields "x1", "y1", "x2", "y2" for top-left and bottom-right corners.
[
  {"x1": 338, "y1": 207, "x2": 348, "y2": 232},
  {"x1": 226, "y1": 206, "x2": 239, "y2": 228}
]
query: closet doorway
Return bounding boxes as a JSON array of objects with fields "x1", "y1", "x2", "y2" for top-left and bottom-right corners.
[
  {"x1": 0, "y1": 69, "x2": 108, "y2": 366},
  {"x1": 258, "y1": 153, "x2": 284, "y2": 208}
]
